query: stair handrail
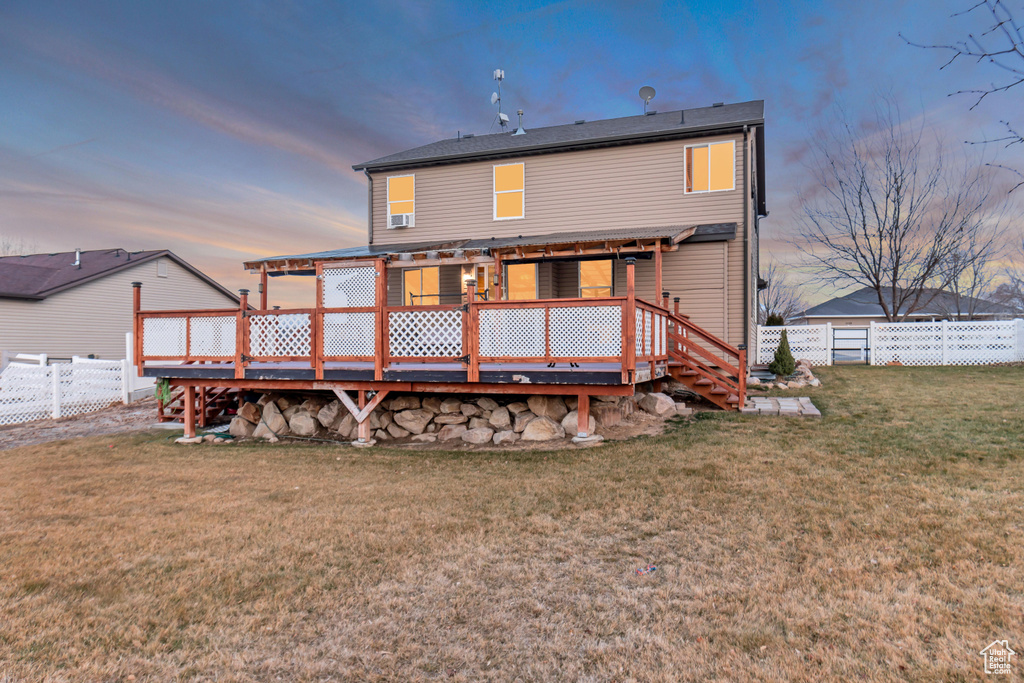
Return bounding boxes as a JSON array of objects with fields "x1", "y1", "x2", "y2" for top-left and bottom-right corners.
[{"x1": 663, "y1": 308, "x2": 747, "y2": 409}]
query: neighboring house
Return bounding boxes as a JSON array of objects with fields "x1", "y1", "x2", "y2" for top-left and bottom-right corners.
[
  {"x1": 0, "y1": 249, "x2": 239, "y2": 360},
  {"x1": 137, "y1": 99, "x2": 767, "y2": 436},
  {"x1": 793, "y1": 286, "x2": 1018, "y2": 326}
]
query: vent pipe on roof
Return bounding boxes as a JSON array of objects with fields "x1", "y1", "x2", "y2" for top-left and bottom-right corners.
[
  {"x1": 513, "y1": 109, "x2": 526, "y2": 136},
  {"x1": 73, "y1": 248, "x2": 81, "y2": 269}
]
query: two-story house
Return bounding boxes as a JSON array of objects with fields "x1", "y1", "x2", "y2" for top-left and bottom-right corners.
[{"x1": 133, "y1": 100, "x2": 766, "y2": 439}]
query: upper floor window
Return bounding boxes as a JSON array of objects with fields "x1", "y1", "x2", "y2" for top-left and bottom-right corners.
[
  {"x1": 403, "y1": 266, "x2": 439, "y2": 305},
  {"x1": 685, "y1": 141, "x2": 734, "y2": 193},
  {"x1": 387, "y1": 175, "x2": 415, "y2": 228},
  {"x1": 494, "y1": 163, "x2": 524, "y2": 220}
]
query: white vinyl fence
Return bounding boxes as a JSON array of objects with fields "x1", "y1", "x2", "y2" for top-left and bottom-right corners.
[
  {"x1": 757, "y1": 320, "x2": 1024, "y2": 368},
  {"x1": 0, "y1": 357, "x2": 128, "y2": 426}
]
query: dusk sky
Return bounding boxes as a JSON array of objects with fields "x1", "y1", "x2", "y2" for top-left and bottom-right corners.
[{"x1": 1, "y1": 0, "x2": 1021, "y2": 307}]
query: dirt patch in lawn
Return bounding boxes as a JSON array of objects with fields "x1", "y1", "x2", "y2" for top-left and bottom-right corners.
[{"x1": 0, "y1": 398, "x2": 159, "y2": 451}]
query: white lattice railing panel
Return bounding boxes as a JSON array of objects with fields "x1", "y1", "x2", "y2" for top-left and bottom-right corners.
[
  {"x1": 635, "y1": 309, "x2": 643, "y2": 356},
  {"x1": 0, "y1": 364, "x2": 54, "y2": 425},
  {"x1": 643, "y1": 310, "x2": 653, "y2": 356},
  {"x1": 757, "y1": 325, "x2": 830, "y2": 366},
  {"x1": 189, "y1": 316, "x2": 236, "y2": 357},
  {"x1": 322, "y1": 267, "x2": 376, "y2": 308},
  {"x1": 249, "y1": 313, "x2": 311, "y2": 358},
  {"x1": 549, "y1": 306, "x2": 622, "y2": 358},
  {"x1": 142, "y1": 317, "x2": 187, "y2": 357},
  {"x1": 323, "y1": 312, "x2": 376, "y2": 357},
  {"x1": 478, "y1": 308, "x2": 545, "y2": 358},
  {"x1": 389, "y1": 309, "x2": 462, "y2": 358}
]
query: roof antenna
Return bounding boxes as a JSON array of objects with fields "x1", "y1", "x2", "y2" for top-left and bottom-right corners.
[
  {"x1": 73, "y1": 248, "x2": 81, "y2": 269},
  {"x1": 491, "y1": 69, "x2": 510, "y2": 130},
  {"x1": 639, "y1": 85, "x2": 656, "y2": 114},
  {"x1": 513, "y1": 109, "x2": 526, "y2": 136}
]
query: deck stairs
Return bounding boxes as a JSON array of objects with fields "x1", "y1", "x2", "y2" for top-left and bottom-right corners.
[
  {"x1": 158, "y1": 386, "x2": 239, "y2": 425},
  {"x1": 664, "y1": 311, "x2": 746, "y2": 411}
]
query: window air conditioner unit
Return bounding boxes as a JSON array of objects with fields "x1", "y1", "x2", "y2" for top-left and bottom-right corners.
[{"x1": 389, "y1": 213, "x2": 414, "y2": 229}]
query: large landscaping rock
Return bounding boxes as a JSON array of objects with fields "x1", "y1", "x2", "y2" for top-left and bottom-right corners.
[
  {"x1": 591, "y1": 403, "x2": 622, "y2": 427},
  {"x1": 639, "y1": 392, "x2": 676, "y2": 418},
  {"x1": 237, "y1": 401, "x2": 261, "y2": 424},
  {"x1": 488, "y1": 406, "x2": 511, "y2": 430},
  {"x1": 389, "y1": 395, "x2": 420, "y2": 411},
  {"x1": 229, "y1": 416, "x2": 256, "y2": 438},
  {"x1": 468, "y1": 417, "x2": 490, "y2": 430},
  {"x1": 300, "y1": 397, "x2": 329, "y2": 416},
  {"x1": 386, "y1": 422, "x2": 411, "y2": 438},
  {"x1": 506, "y1": 401, "x2": 529, "y2": 415},
  {"x1": 561, "y1": 410, "x2": 596, "y2": 435},
  {"x1": 492, "y1": 430, "x2": 518, "y2": 445},
  {"x1": 461, "y1": 427, "x2": 494, "y2": 444},
  {"x1": 461, "y1": 403, "x2": 482, "y2": 417},
  {"x1": 317, "y1": 400, "x2": 342, "y2": 429},
  {"x1": 521, "y1": 416, "x2": 566, "y2": 441},
  {"x1": 337, "y1": 413, "x2": 357, "y2": 438},
  {"x1": 253, "y1": 402, "x2": 290, "y2": 439},
  {"x1": 437, "y1": 424, "x2": 468, "y2": 441},
  {"x1": 434, "y1": 413, "x2": 468, "y2": 425},
  {"x1": 513, "y1": 410, "x2": 536, "y2": 433},
  {"x1": 477, "y1": 397, "x2": 499, "y2": 411},
  {"x1": 421, "y1": 396, "x2": 443, "y2": 414},
  {"x1": 393, "y1": 409, "x2": 433, "y2": 435},
  {"x1": 440, "y1": 398, "x2": 463, "y2": 413},
  {"x1": 288, "y1": 409, "x2": 321, "y2": 436},
  {"x1": 412, "y1": 433, "x2": 437, "y2": 443},
  {"x1": 527, "y1": 395, "x2": 568, "y2": 421}
]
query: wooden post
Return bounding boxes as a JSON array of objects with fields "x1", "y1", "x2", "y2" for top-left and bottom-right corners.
[
  {"x1": 737, "y1": 345, "x2": 747, "y2": 409},
  {"x1": 623, "y1": 257, "x2": 636, "y2": 383},
  {"x1": 184, "y1": 385, "x2": 197, "y2": 438},
  {"x1": 198, "y1": 386, "x2": 207, "y2": 428},
  {"x1": 259, "y1": 267, "x2": 268, "y2": 310},
  {"x1": 653, "y1": 245, "x2": 663, "y2": 303},
  {"x1": 576, "y1": 393, "x2": 590, "y2": 437},
  {"x1": 673, "y1": 296, "x2": 680, "y2": 317},
  {"x1": 314, "y1": 263, "x2": 324, "y2": 378},
  {"x1": 356, "y1": 390, "x2": 371, "y2": 442},
  {"x1": 132, "y1": 282, "x2": 143, "y2": 377},
  {"x1": 662, "y1": 291, "x2": 670, "y2": 309},
  {"x1": 235, "y1": 289, "x2": 248, "y2": 380},
  {"x1": 466, "y1": 280, "x2": 479, "y2": 383},
  {"x1": 375, "y1": 259, "x2": 387, "y2": 381},
  {"x1": 673, "y1": 297, "x2": 681, "y2": 354},
  {"x1": 494, "y1": 251, "x2": 503, "y2": 300}
]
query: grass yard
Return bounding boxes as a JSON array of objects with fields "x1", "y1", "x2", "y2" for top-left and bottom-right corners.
[{"x1": 1, "y1": 366, "x2": 1022, "y2": 681}]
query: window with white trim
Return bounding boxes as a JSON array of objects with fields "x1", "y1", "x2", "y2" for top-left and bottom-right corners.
[
  {"x1": 387, "y1": 175, "x2": 415, "y2": 227},
  {"x1": 493, "y1": 163, "x2": 524, "y2": 220},
  {"x1": 685, "y1": 140, "x2": 735, "y2": 193}
]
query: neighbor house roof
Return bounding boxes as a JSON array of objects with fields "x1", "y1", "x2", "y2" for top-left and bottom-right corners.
[
  {"x1": 0, "y1": 249, "x2": 239, "y2": 301},
  {"x1": 799, "y1": 286, "x2": 1017, "y2": 319},
  {"x1": 243, "y1": 224, "x2": 734, "y2": 274}
]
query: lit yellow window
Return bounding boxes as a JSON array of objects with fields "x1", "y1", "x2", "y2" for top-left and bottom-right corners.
[
  {"x1": 494, "y1": 163, "x2": 524, "y2": 219},
  {"x1": 403, "y1": 266, "x2": 439, "y2": 305},
  {"x1": 505, "y1": 263, "x2": 537, "y2": 300},
  {"x1": 474, "y1": 265, "x2": 496, "y2": 301},
  {"x1": 579, "y1": 260, "x2": 612, "y2": 298},
  {"x1": 388, "y1": 175, "x2": 415, "y2": 218},
  {"x1": 685, "y1": 141, "x2": 734, "y2": 193}
]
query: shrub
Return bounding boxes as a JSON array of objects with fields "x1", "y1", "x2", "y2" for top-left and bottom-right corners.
[
  {"x1": 769, "y1": 329, "x2": 796, "y2": 377},
  {"x1": 765, "y1": 313, "x2": 785, "y2": 326}
]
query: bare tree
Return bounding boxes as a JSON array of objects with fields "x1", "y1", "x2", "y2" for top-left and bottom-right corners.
[
  {"x1": 796, "y1": 99, "x2": 1005, "y2": 322},
  {"x1": 758, "y1": 259, "x2": 807, "y2": 324},
  {"x1": 938, "y1": 223, "x2": 1006, "y2": 318},
  {"x1": 991, "y1": 235, "x2": 1024, "y2": 313},
  {"x1": 0, "y1": 234, "x2": 38, "y2": 257},
  {"x1": 902, "y1": 0, "x2": 1024, "y2": 189}
]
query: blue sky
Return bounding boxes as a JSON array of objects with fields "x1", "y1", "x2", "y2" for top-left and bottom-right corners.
[{"x1": 1, "y1": 0, "x2": 1020, "y2": 306}]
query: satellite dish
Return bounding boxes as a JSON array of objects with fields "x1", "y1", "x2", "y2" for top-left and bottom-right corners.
[
  {"x1": 639, "y1": 85, "x2": 656, "y2": 115},
  {"x1": 491, "y1": 92, "x2": 498, "y2": 105}
]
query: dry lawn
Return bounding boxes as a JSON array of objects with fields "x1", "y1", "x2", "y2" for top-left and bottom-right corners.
[{"x1": 1, "y1": 365, "x2": 1022, "y2": 681}]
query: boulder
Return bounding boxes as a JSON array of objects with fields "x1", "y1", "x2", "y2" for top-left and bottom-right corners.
[
  {"x1": 229, "y1": 416, "x2": 255, "y2": 438},
  {"x1": 253, "y1": 402, "x2": 290, "y2": 439},
  {"x1": 434, "y1": 413, "x2": 468, "y2": 425},
  {"x1": 561, "y1": 410, "x2": 596, "y2": 436},
  {"x1": 369, "y1": 410, "x2": 382, "y2": 430},
  {"x1": 639, "y1": 392, "x2": 676, "y2": 418},
  {"x1": 300, "y1": 397, "x2": 329, "y2": 415},
  {"x1": 468, "y1": 417, "x2": 491, "y2": 430},
  {"x1": 386, "y1": 422, "x2": 411, "y2": 439},
  {"x1": 389, "y1": 395, "x2": 420, "y2": 411},
  {"x1": 336, "y1": 413, "x2": 358, "y2": 438},
  {"x1": 492, "y1": 430, "x2": 519, "y2": 445},
  {"x1": 421, "y1": 396, "x2": 443, "y2": 414},
  {"x1": 488, "y1": 406, "x2": 511, "y2": 430},
  {"x1": 461, "y1": 403, "x2": 482, "y2": 417},
  {"x1": 809, "y1": 378, "x2": 822, "y2": 387},
  {"x1": 275, "y1": 394, "x2": 300, "y2": 411},
  {"x1": 440, "y1": 397, "x2": 463, "y2": 413},
  {"x1": 565, "y1": 396, "x2": 579, "y2": 411},
  {"x1": 282, "y1": 405, "x2": 302, "y2": 421},
  {"x1": 591, "y1": 403, "x2": 622, "y2": 427},
  {"x1": 461, "y1": 427, "x2": 494, "y2": 444},
  {"x1": 289, "y1": 409, "x2": 321, "y2": 437},
  {"x1": 175, "y1": 436, "x2": 204, "y2": 444},
  {"x1": 746, "y1": 377, "x2": 761, "y2": 386},
  {"x1": 594, "y1": 394, "x2": 619, "y2": 403},
  {"x1": 374, "y1": 429, "x2": 389, "y2": 441},
  {"x1": 379, "y1": 412, "x2": 394, "y2": 429},
  {"x1": 394, "y1": 409, "x2": 433, "y2": 435},
  {"x1": 477, "y1": 397, "x2": 499, "y2": 411},
  {"x1": 257, "y1": 393, "x2": 280, "y2": 407},
  {"x1": 317, "y1": 401, "x2": 342, "y2": 429},
  {"x1": 237, "y1": 401, "x2": 261, "y2": 424},
  {"x1": 527, "y1": 395, "x2": 568, "y2": 421},
  {"x1": 506, "y1": 401, "x2": 529, "y2": 415},
  {"x1": 437, "y1": 424, "x2": 468, "y2": 441},
  {"x1": 521, "y1": 416, "x2": 566, "y2": 441},
  {"x1": 412, "y1": 433, "x2": 437, "y2": 443},
  {"x1": 513, "y1": 410, "x2": 536, "y2": 433}
]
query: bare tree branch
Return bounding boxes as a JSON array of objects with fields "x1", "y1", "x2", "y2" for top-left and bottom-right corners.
[{"x1": 758, "y1": 258, "x2": 808, "y2": 324}]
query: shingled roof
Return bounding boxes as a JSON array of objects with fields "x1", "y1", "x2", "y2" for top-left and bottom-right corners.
[
  {"x1": 353, "y1": 100, "x2": 765, "y2": 171},
  {"x1": 800, "y1": 286, "x2": 1017, "y2": 319},
  {"x1": 0, "y1": 249, "x2": 237, "y2": 301}
]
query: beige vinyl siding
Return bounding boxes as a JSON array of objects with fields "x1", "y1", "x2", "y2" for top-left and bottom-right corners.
[{"x1": 0, "y1": 257, "x2": 237, "y2": 360}]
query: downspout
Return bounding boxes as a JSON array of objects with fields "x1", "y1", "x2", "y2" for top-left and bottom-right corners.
[
  {"x1": 742, "y1": 125, "x2": 749, "y2": 361},
  {"x1": 364, "y1": 170, "x2": 374, "y2": 245}
]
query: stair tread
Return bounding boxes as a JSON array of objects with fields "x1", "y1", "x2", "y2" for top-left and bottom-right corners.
[{"x1": 694, "y1": 378, "x2": 713, "y2": 386}]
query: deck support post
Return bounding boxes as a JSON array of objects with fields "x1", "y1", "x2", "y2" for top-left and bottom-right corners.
[
  {"x1": 623, "y1": 257, "x2": 636, "y2": 383},
  {"x1": 235, "y1": 289, "x2": 248, "y2": 380},
  {"x1": 375, "y1": 259, "x2": 387, "y2": 381},
  {"x1": 332, "y1": 388, "x2": 391, "y2": 444},
  {"x1": 653, "y1": 245, "x2": 663, "y2": 302},
  {"x1": 576, "y1": 393, "x2": 590, "y2": 437},
  {"x1": 132, "y1": 282, "x2": 143, "y2": 377},
  {"x1": 356, "y1": 391, "x2": 371, "y2": 443},
  {"x1": 259, "y1": 267, "x2": 268, "y2": 310},
  {"x1": 465, "y1": 281, "x2": 479, "y2": 383},
  {"x1": 184, "y1": 385, "x2": 197, "y2": 438},
  {"x1": 494, "y1": 251, "x2": 503, "y2": 300}
]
